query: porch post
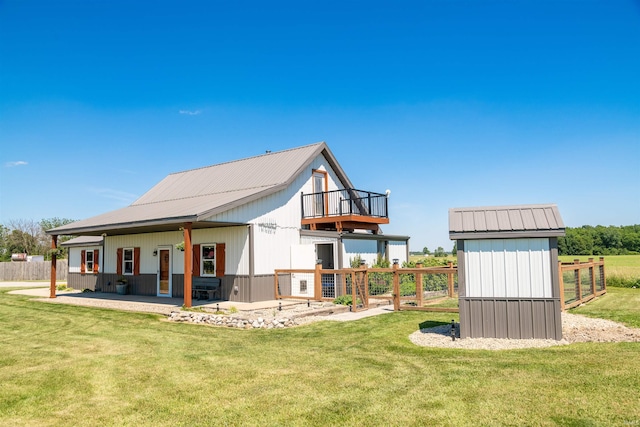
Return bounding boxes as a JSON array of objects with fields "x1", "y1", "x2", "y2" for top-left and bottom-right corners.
[
  {"x1": 49, "y1": 235, "x2": 57, "y2": 298},
  {"x1": 184, "y1": 223, "x2": 193, "y2": 308}
]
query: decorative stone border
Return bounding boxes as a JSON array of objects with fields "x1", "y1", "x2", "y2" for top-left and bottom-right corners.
[{"x1": 168, "y1": 311, "x2": 298, "y2": 328}]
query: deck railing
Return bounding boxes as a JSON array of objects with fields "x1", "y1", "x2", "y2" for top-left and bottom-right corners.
[
  {"x1": 559, "y1": 257, "x2": 607, "y2": 310},
  {"x1": 301, "y1": 189, "x2": 388, "y2": 220}
]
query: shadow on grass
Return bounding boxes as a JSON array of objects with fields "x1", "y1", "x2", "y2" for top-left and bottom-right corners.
[{"x1": 418, "y1": 320, "x2": 450, "y2": 330}]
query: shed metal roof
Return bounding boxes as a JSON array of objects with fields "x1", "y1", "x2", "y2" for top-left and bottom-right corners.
[
  {"x1": 48, "y1": 142, "x2": 349, "y2": 236},
  {"x1": 449, "y1": 204, "x2": 565, "y2": 240}
]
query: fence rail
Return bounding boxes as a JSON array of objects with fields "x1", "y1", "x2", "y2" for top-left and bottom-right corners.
[
  {"x1": 0, "y1": 260, "x2": 68, "y2": 281},
  {"x1": 559, "y1": 257, "x2": 606, "y2": 310},
  {"x1": 275, "y1": 262, "x2": 458, "y2": 312}
]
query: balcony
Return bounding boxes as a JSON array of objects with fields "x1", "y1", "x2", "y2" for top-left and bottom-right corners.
[{"x1": 301, "y1": 189, "x2": 389, "y2": 233}]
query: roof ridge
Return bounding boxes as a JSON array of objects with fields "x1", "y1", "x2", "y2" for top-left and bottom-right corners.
[{"x1": 166, "y1": 141, "x2": 326, "y2": 176}]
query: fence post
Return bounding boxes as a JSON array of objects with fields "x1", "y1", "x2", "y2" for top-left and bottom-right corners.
[
  {"x1": 274, "y1": 271, "x2": 280, "y2": 299},
  {"x1": 447, "y1": 261, "x2": 455, "y2": 298},
  {"x1": 416, "y1": 262, "x2": 423, "y2": 307},
  {"x1": 351, "y1": 271, "x2": 358, "y2": 312},
  {"x1": 314, "y1": 260, "x2": 322, "y2": 300},
  {"x1": 588, "y1": 258, "x2": 596, "y2": 296},
  {"x1": 49, "y1": 235, "x2": 58, "y2": 299},
  {"x1": 600, "y1": 257, "x2": 606, "y2": 291},
  {"x1": 574, "y1": 259, "x2": 581, "y2": 304},
  {"x1": 393, "y1": 260, "x2": 400, "y2": 311},
  {"x1": 558, "y1": 261, "x2": 565, "y2": 311}
]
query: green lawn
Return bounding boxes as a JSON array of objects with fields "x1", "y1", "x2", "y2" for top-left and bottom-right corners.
[
  {"x1": 560, "y1": 254, "x2": 640, "y2": 280},
  {"x1": 1, "y1": 288, "x2": 639, "y2": 426}
]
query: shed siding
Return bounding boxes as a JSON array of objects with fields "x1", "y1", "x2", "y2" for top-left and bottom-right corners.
[
  {"x1": 459, "y1": 298, "x2": 562, "y2": 340},
  {"x1": 343, "y1": 239, "x2": 377, "y2": 267},
  {"x1": 68, "y1": 246, "x2": 101, "y2": 273},
  {"x1": 464, "y1": 238, "x2": 552, "y2": 298}
]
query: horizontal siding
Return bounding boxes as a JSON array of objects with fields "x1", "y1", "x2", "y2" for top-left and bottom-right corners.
[{"x1": 459, "y1": 297, "x2": 562, "y2": 340}]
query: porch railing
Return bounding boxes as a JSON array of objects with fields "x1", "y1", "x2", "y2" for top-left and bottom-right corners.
[{"x1": 301, "y1": 189, "x2": 388, "y2": 219}]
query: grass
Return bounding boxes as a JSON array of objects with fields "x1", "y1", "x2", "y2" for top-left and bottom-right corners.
[
  {"x1": 1, "y1": 288, "x2": 639, "y2": 426},
  {"x1": 571, "y1": 287, "x2": 640, "y2": 328}
]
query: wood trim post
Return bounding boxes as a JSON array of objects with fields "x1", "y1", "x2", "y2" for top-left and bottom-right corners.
[
  {"x1": 183, "y1": 223, "x2": 193, "y2": 308},
  {"x1": 49, "y1": 235, "x2": 57, "y2": 298},
  {"x1": 588, "y1": 258, "x2": 596, "y2": 296},
  {"x1": 415, "y1": 263, "x2": 423, "y2": 307},
  {"x1": 558, "y1": 261, "x2": 565, "y2": 311},
  {"x1": 393, "y1": 261, "x2": 400, "y2": 311},
  {"x1": 274, "y1": 271, "x2": 280, "y2": 299},
  {"x1": 314, "y1": 260, "x2": 322, "y2": 300},
  {"x1": 600, "y1": 256, "x2": 606, "y2": 291},
  {"x1": 447, "y1": 261, "x2": 455, "y2": 298},
  {"x1": 351, "y1": 271, "x2": 357, "y2": 313}
]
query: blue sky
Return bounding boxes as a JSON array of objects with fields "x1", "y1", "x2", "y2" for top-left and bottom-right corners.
[{"x1": 1, "y1": 0, "x2": 638, "y2": 251}]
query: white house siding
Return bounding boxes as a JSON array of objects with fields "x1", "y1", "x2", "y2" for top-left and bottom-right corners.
[
  {"x1": 103, "y1": 227, "x2": 249, "y2": 276},
  {"x1": 206, "y1": 152, "x2": 345, "y2": 275},
  {"x1": 68, "y1": 246, "x2": 101, "y2": 273},
  {"x1": 388, "y1": 240, "x2": 408, "y2": 265},
  {"x1": 342, "y1": 239, "x2": 377, "y2": 267},
  {"x1": 464, "y1": 238, "x2": 552, "y2": 298}
]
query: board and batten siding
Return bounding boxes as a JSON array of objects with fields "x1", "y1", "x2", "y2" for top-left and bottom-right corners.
[
  {"x1": 388, "y1": 240, "x2": 408, "y2": 265},
  {"x1": 207, "y1": 152, "x2": 345, "y2": 275},
  {"x1": 68, "y1": 246, "x2": 101, "y2": 273},
  {"x1": 103, "y1": 227, "x2": 249, "y2": 276},
  {"x1": 463, "y1": 238, "x2": 552, "y2": 299},
  {"x1": 343, "y1": 239, "x2": 377, "y2": 267}
]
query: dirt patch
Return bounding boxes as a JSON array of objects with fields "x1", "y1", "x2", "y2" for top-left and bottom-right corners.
[{"x1": 409, "y1": 313, "x2": 640, "y2": 350}]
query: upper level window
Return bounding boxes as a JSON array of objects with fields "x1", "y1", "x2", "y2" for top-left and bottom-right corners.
[
  {"x1": 201, "y1": 244, "x2": 216, "y2": 276},
  {"x1": 86, "y1": 250, "x2": 94, "y2": 272},
  {"x1": 123, "y1": 248, "x2": 134, "y2": 275}
]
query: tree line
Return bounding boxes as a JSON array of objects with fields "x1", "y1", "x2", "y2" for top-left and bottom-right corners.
[
  {"x1": 0, "y1": 218, "x2": 76, "y2": 261},
  {"x1": 558, "y1": 225, "x2": 640, "y2": 256}
]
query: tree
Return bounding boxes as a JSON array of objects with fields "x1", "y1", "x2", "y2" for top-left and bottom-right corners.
[
  {"x1": 422, "y1": 246, "x2": 430, "y2": 255},
  {"x1": 452, "y1": 241, "x2": 457, "y2": 255},
  {"x1": 433, "y1": 246, "x2": 446, "y2": 257}
]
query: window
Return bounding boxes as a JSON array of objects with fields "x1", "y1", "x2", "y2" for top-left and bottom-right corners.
[
  {"x1": 201, "y1": 244, "x2": 216, "y2": 276},
  {"x1": 123, "y1": 248, "x2": 134, "y2": 275},
  {"x1": 86, "y1": 250, "x2": 94, "y2": 273}
]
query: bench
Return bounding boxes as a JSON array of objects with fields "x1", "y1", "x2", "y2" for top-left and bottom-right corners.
[{"x1": 192, "y1": 277, "x2": 222, "y2": 301}]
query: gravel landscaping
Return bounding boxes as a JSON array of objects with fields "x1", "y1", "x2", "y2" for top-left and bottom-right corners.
[{"x1": 409, "y1": 312, "x2": 640, "y2": 350}]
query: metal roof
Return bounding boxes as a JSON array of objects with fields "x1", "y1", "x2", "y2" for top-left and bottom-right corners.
[
  {"x1": 449, "y1": 204, "x2": 565, "y2": 240},
  {"x1": 49, "y1": 142, "x2": 351, "y2": 236},
  {"x1": 60, "y1": 235, "x2": 104, "y2": 247}
]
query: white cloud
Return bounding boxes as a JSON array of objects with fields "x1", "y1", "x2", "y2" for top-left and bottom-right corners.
[
  {"x1": 5, "y1": 161, "x2": 28, "y2": 167},
  {"x1": 179, "y1": 109, "x2": 201, "y2": 116}
]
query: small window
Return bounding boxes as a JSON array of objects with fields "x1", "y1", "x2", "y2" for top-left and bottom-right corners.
[
  {"x1": 300, "y1": 280, "x2": 307, "y2": 294},
  {"x1": 123, "y1": 248, "x2": 134, "y2": 275},
  {"x1": 86, "y1": 250, "x2": 94, "y2": 272},
  {"x1": 201, "y1": 244, "x2": 216, "y2": 276}
]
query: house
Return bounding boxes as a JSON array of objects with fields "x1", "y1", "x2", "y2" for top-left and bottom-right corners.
[
  {"x1": 48, "y1": 142, "x2": 409, "y2": 306},
  {"x1": 449, "y1": 203, "x2": 565, "y2": 340}
]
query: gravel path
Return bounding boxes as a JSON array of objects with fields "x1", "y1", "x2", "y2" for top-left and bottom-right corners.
[{"x1": 409, "y1": 313, "x2": 640, "y2": 350}]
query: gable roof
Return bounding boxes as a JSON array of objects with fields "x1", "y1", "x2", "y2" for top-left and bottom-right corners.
[
  {"x1": 48, "y1": 142, "x2": 351, "y2": 236},
  {"x1": 449, "y1": 203, "x2": 565, "y2": 240}
]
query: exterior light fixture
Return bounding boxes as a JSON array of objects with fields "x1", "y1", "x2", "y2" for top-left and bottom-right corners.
[{"x1": 153, "y1": 250, "x2": 158, "y2": 256}]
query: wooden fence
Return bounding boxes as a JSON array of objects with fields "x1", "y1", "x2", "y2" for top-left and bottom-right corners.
[
  {"x1": 559, "y1": 257, "x2": 606, "y2": 310},
  {"x1": 275, "y1": 262, "x2": 458, "y2": 312},
  {"x1": 0, "y1": 260, "x2": 68, "y2": 281}
]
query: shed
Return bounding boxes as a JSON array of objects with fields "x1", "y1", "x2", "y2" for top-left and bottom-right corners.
[{"x1": 449, "y1": 204, "x2": 566, "y2": 340}]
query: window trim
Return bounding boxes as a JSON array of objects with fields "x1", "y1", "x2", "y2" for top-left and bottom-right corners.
[
  {"x1": 123, "y1": 247, "x2": 135, "y2": 276},
  {"x1": 200, "y1": 243, "x2": 217, "y2": 277}
]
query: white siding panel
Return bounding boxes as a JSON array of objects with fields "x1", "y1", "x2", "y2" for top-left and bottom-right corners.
[
  {"x1": 343, "y1": 239, "x2": 377, "y2": 267},
  {"x1": 193, "y1": 227, "x2": 249, "y2": 275},
  {"x1": 491, "y1": 240, "x2": 506, "y2": 298},
  {"x1": 504, "y1": 240, "x2": 519, "y2": 297},
  {"x1": 464, "y1": 240, "x2": 482, "y2": 297},
  {"x1": 464, "y1": 238, "x2": 551, "y2": 298},
  {"x1": 69, "y1": 247, "x2": 81, "y2": 273},
  {"x1": 479, "y1": 240, "x2": 493, "y2": 297},
  {"x1": 388, "y1": 241, "x2": 408, "y2": 265}
]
